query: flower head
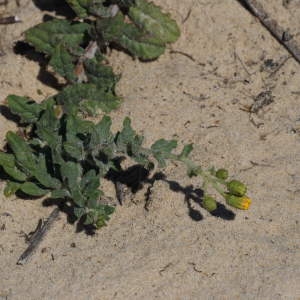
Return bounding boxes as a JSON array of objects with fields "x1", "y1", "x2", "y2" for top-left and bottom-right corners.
[
  {"x1": 215, "y1": 168, "x2": 229, "y2": 180},
  {"x1": 227, "y1": 180, "x2": 247, "y2": 197},
  {"x1": 225, "y1": 194, "x2": 251, "y2": 210}
]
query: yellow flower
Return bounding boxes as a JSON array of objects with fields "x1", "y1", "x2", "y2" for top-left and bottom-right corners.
[{"x1": 225, "y1": 194, "x2": 251, "y2": 210}]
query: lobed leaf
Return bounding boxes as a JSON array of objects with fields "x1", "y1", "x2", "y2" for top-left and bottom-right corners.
[
  {"x1": 96, "y1": 12, "x2": 166, "y2": 60},
  {"x1": 49, "y1": 44, "x2": 77, "y2": 82},
  {"x1": 7, "y1": 95, "x2": 43, "y2": 124},
  {"x1": 151, "y1": 139, "x2": 177, "y2": 167},
  {"x1": 20, "y1": 182, "x2": 49, "y2": 196},
  {"x1": 66, "y1": 0, "x2": 112, "y2": 18},
  {"x1": 128, "y1": 0, "x2": 180, "y2": 43},
  {"x1": 178, "y1": 144, "x2": 193, "y2": 160},
  {"x1": 25, "y1": 19, "x2": 90, "y2": 56}
]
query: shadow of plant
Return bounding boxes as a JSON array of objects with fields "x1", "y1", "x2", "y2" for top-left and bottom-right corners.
[{"x1": 14, "y1": 41, "x2": 64, "y2": 91}]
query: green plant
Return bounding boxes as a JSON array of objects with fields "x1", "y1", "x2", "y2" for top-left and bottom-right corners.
[
  {"x1": 0, "y1": 0, "x2": 251, "y2": 229},
  {"x1": 24, "y1": 0, "x2": 180, "y2": 115}
]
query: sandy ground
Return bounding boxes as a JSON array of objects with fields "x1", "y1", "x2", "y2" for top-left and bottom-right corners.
[{"x1": 0, "y1": 0, "x2": 300, "y2": 299}]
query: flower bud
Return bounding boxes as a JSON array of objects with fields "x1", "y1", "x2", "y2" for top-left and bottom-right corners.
[
  {"x1": 225, "y1": 194, "x2": 251, "y2": 210},
  {"x1": 216, "y1": 168, "x2": 229, "y2": 180},
  {"x1": 202, "y1": 195, "x2": 217, "y2": 212},
  {"x1": 227, "y1": 180, "x2": 247, "y2": 196},
  {"x1": 54, "y1": 105, "x2": 63, "y2": 119}
]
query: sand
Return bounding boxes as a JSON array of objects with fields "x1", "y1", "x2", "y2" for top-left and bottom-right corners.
[{"x1": 0, "y1": 0, "x2": 300, "y2": 299}]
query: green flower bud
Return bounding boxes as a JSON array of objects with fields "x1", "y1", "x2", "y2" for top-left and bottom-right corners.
[
  {"x1": 202, "y1": 195, "x2": 217, "y2": 212},
  {"x1": 227, "y1": 180, "x2": 247, "y2": 196},
  {"x1": 216, "y1": 168, "x2": 229, "y2": 180},
  {"x1": 225, "y1": 194, "x2": 251, "y2": 210},
  {"x1": 96, "y1": 217, "x2": 107, "y2": 228}
]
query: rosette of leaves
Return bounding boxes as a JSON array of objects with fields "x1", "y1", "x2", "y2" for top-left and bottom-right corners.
[{"x1": 0, "y1": 95, "x2": 190, "y2": 228}]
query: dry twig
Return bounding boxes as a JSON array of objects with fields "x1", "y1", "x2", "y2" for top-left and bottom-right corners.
[
  {"x1": 240, "y1": 0, "x2": 300, "y2": 64},
  {"x1": 0, "y1": 15, "x2": 21, "y2": 24},
  {"x1": 17, "y1": 208, "x2": 60, "y2": 265}
]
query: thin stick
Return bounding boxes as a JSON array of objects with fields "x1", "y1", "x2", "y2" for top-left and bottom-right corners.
[
  {"x1": 17, "y1": 208, "x2": 60, "y2": 265},
  {"x1": 169, "y1": 50, "x2": 196, "y2": 62},
  {"x1": 0, "y1": 16, "x2": 21, "y2": 25},
  {"x1": 240, "y1": 0, "x2": 300, "y2": 64}
]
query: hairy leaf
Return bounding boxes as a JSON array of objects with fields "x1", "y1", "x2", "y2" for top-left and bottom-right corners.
[
  {"x1": 6, "y1": 132, "x2": 37, "y2": 173},
  {"x1": 66, "y1": 0, "x2": 111, "y2": 17},
  {"x1": 25, "y1": 19, "x2": 90, "y2": 56},
  {"x1": 0, "y1": 160, "x2": 27, "y2": 181},
  {"x1": 151, "y1": 139, "x2": 177, "y2": 167},
  {"x1": 51, "y1": 189, "x2": 71, "y2": 199},
  {"x1": 20, "y1": 182, "x2": 49, "y2": 196},
  {"x1": 55, "y1": 83, "x2": 120, "y2": 115},
  {"x1": 96, "y1": 12, "x2": 166, "y2": 60},
  {"x1": 179, "y1": 144, "x2": 193, "y2": 160},
  {"x1": 128, "y1": 0, "x2": 180, "y2": 43},
  {"x1": 7, "y1": 95, "x2": 43, "y2": 124},
  {"x1": 4, "y1": 181, "x2": 21, "y2": 197},
  {"x1": 49, "y1": 44, "x2": 77, "y2": 82}
]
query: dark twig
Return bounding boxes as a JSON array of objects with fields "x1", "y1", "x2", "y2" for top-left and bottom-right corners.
[
  {"x1": 169, "y1": 49, "x2": 196, "y2": 62},
  {"x1": 182, "y1": 8, "x2": 192, "y2": 24},
  {"x1": 17, "y1": 208, "x2": 60, "y2": 265},
  {"x1": 268, "y1": 55, "x2": 291, "y2": 77},
  {"x1": 0, "y1": 16, "x2": 21, "y2": 25},
  {"x1": 240, "y1": 0, "x2": 300, "y2": 64}
]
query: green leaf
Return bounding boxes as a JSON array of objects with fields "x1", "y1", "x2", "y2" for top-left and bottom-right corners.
[
  {"x1": 151, "y1": 139, "x2": 177, "y2": 167},
  {"x1": 179, "y1": 144, "x2": 193, "y2": 160},
  {"x1": 35, "y1": 105, "x2": 61, "y2": 147},
  {"x1": 1, "y1": 165, "x2": 27, "y2": 182},
  {"x1": 25, "y1": 19, "x2": 90, "y2": 56},
  {"x1": 60, "y1": 161, "x2": 85, "y2": 206},
  {"x1": 74, "y1": 207, "x2": 86, "y2": 219},
  {"x1": 5, "y1": 132, "x2": 61, "y2": 188},
  {"x1": 91, "y1": 116, "x2": 113, "y2": 146},
  {"x1": 96, "y1": 12, "x2": 166, "y2": 60},
  {"x1": 63, "y1": 140, "x2": 84, "y2": 161},
  {"x1": 0, "y1": 152, "x2": 16, "y2": 168},
  {"x1": 83, "y1": 56, "x2": 119, "y2": 91},
  {"x1": 6, "y1": 132, "x2": 37, "y2": 173},
  {"x1": 56, "y1": 83, "x2": 120, "y2": 115},
  {"x1": 83, "y1": 204, "x2": 115, "y2": 228},
  {"x1": 66, "y1": 0, "x2": 90, "y2": 18},
  {"x1": 116, "y1": 117, "x2": 135, "y2": 151},
  {"x1": 86, "y1": 190, "x2": 102, "y2": 209},
  {"x1": 128, "y1": 0, "x2": 180, "y2": 43},
  {"x1": 119, "y1": 29, "x2": 166, "y2": 60},
  {"x1": 61, "y1": 161, "x2": 82, "y2": 188},
  {"x1": 20, "y1": 182, "x2": 49, "y2": 196},
  {"x1": 7, "y1": 95, "x2": 43, "y2": 123},
  {"x1": 95, "y1": 204, "x2": 115, "y2": 228},
  {"x1": 81, "y1": 170, "x2": 100, "y2": 194},
  {"x1": 51, "y1": 189, "x2": 70, "y2": 199},
  {"x1": 49, "y1": 44, "x2": 76, "y2": 82},
  {"x1": 4, "y1": 181, "x2": 21, "y2": 197},
  {"x1": 34, "y1": 154, "x2": 61, "y2": 189}
]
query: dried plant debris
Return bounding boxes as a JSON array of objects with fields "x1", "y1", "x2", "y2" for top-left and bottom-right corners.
[{"x1": 251, "y1": 90, "x2": 274, "y2": 113}]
